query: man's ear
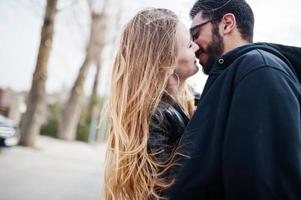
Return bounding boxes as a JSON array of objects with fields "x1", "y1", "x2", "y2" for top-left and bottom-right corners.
[{"x1": 221, "y1": 13, "x2": 236, "y2": 35}]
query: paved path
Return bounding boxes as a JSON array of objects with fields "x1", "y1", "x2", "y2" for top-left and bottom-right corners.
[{"x1": 0, "y1": 136, "x2": 106, "y2": 200}]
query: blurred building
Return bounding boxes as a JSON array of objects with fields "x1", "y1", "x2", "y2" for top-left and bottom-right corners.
[{"x1": 0, "y1": 88, "x2": 27, "y2": 125}]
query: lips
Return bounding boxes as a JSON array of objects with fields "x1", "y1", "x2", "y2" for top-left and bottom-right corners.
[
  {"x1": 195, "y1": 49, "x2": 203, "y2": 59},
  {"x1": 195, "y1": 49, "x2": 207, "y2": 65}
]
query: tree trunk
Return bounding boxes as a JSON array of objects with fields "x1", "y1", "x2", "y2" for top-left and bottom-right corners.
[
  {"x1": 19, "y1": 0, "x2": 58, "y2": 147},
  {"x1": 58, "y1": 6, "x2": 106, "y2": 140},
  {"x1": 87, "y1": 58, "x2": 101, "y2": 122},
  {"x1": 57, "y1": 56, "x2": 91, "y2": 140},
  {"x1": 86, "y1": 58, "x2": 102, "y2": 142}
]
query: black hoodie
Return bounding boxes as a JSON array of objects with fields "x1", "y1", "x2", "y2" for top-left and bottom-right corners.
[{"x1": 167, "y1": 43, "x2": 301, "y2": 200}]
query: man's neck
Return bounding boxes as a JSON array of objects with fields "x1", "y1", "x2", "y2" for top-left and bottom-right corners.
[{"x1": 223, "y1": 38, "x2": 250, "y2": 55}]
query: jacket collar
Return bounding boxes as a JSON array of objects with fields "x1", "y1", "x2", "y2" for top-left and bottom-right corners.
[{"x1": 210, "y1": 42, "x2": 295, "y2": 73}]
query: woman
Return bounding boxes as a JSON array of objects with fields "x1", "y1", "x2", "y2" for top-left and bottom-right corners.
[{"x1": 104, "y1": 8, "x2": 199, "y2": 200}]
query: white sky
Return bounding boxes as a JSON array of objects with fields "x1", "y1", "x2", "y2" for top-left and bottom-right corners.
[{"x1": 1, "y1": 0, "x2": 301, "y2": 95}]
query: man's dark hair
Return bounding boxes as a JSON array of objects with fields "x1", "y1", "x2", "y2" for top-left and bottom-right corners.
[{"x1": 190, "y1": 0, "x2": 254, "y2": 42}]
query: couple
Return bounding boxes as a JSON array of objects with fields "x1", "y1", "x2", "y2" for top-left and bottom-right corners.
[{"x1": 105, "y1": 0, "x2": 301, "y2": 199}]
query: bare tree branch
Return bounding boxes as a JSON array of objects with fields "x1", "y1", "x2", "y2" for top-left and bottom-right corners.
[{"x1": 57, "y1": 0, "x2": 80, "y2": 12}]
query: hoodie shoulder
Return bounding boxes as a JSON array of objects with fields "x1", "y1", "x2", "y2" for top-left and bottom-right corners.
[{"x1": 234, "y1": 47, "x2": 298, "y2": 84}]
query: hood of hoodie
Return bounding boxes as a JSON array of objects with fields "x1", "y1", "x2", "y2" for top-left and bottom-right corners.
[
  {"x1": 215, "y1": 42, "x2": 301, "y2": 83},
  {"x1": 265, "y1": 43, "x2": 301, "y2": 84}
]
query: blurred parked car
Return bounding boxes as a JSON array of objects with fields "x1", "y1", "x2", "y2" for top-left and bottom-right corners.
[{"x1": 0, "y1": 115, "x2": 19, "y2": 147}]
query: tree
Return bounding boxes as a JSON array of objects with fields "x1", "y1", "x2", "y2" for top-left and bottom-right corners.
[
  {"x1": 58, "y1": 0, "x2": 107, "y2": 140},
  {"x1": 19, "y1": 0, "x2": 58, "y2": 147},
  {"x1": 87, "y1": 58, "x2": 101, "y2": 123}
]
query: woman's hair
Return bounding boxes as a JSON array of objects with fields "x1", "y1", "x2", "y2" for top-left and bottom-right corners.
[{"x1": 105, "y1": 8, "x2": 195, "y2": 200}]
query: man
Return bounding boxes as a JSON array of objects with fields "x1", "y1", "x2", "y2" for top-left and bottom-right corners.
[{"x1": 167, "y1": 0, "x2": 301, "y2": 199}]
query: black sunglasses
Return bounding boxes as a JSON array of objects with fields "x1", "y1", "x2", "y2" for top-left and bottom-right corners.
[{"x1": 189, "y1": 19, "x2": 212, "y2": 41}]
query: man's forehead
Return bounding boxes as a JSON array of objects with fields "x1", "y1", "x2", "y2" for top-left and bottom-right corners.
[{"x1": 191, "y1": 12, "x2": 207, "y2": 27}]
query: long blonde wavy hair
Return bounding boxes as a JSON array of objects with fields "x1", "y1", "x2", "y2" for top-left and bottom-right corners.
[{"x1": 105, "y1": 8, "x2": 195, "y2": 200}]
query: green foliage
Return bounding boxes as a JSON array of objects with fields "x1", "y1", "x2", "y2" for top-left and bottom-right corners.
[
  {"x1": 76, "y1": 95, "x2": 106, "y2": 143},
  {"x1": 40, "y1": 101, "x2": 62, "y2": 138},
  {"x1": 76, "y1": 118, "x2": 89, "y2": 142}
]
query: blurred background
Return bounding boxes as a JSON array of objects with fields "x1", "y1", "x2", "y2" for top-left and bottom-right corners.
[{"x1": 0, "y1": 0, "x2": 300, "y2": 199}]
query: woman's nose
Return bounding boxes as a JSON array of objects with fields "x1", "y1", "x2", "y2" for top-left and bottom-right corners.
[{"x1": 192, "y1": 41, "x2": 200, "y2": 52}]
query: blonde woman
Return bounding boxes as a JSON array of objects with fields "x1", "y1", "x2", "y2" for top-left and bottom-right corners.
[{"x1": 105, "y1": 8, "x2": 199, "y2": 200}]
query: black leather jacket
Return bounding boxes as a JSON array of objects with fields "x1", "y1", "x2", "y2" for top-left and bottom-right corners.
[{"x1": 148, "y1": 94, "x2": 190, "y2": 179}]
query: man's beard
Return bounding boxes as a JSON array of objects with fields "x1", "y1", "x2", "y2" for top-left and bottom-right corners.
[{"x1": 199, "y1": 23, "x2": 224, "y2": 75}]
